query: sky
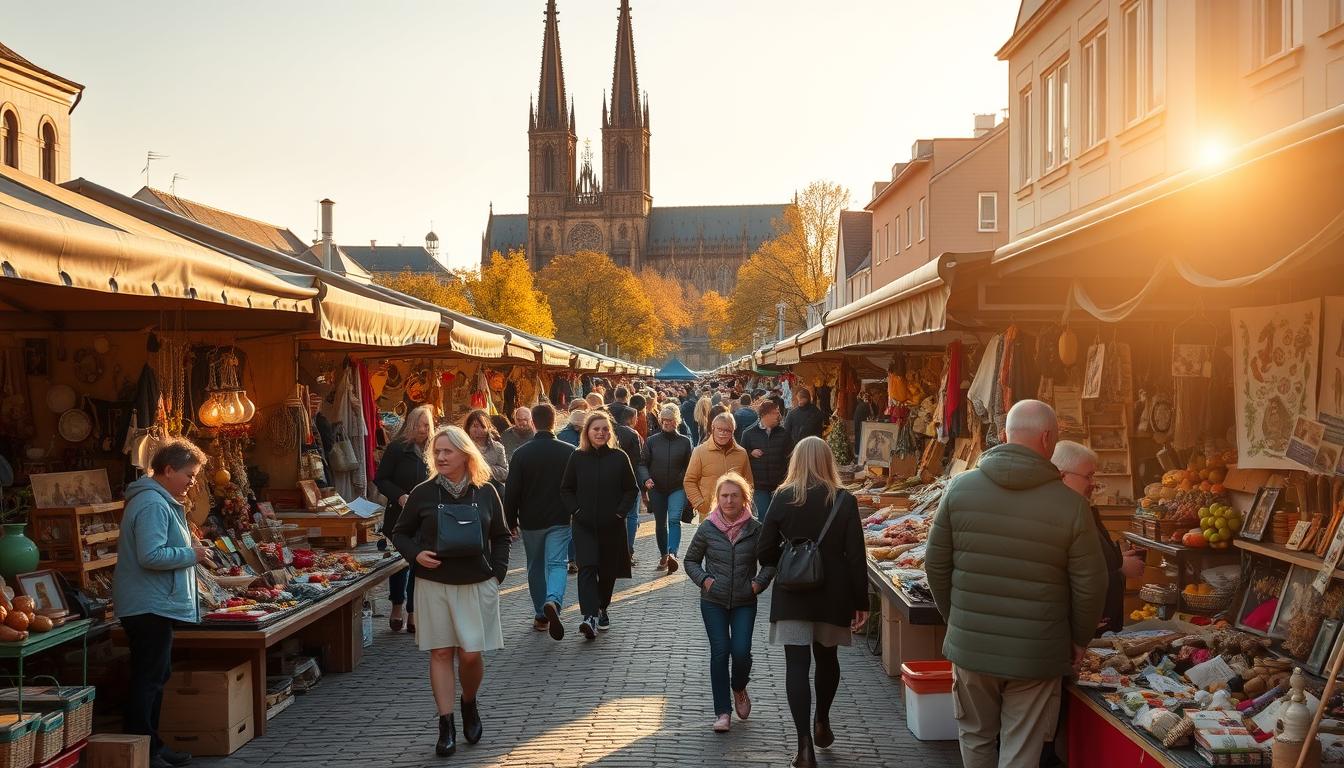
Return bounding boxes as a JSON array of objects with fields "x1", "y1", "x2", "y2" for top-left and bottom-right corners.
[{"x1": 10, "y1": 1, "x2": 1018, "y2": 271}]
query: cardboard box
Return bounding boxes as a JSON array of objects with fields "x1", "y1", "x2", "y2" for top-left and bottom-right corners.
[
  {"x1": 85, "y1": 733, "x2": 150, "y2": 768},
  {"x1": 159, "y1": 660, "x2": 252, "y2": 732},
  {"x1": 160, "y1": 717, "x2": 254, "y2": 757}
]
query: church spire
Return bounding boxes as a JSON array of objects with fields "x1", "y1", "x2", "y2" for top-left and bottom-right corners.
[
  {"x1": 536, "y1": 0, "x2": 568, "y2": 131},
  {"x1": 609, "y1": 0, "x2": 641, "y2": 128}
]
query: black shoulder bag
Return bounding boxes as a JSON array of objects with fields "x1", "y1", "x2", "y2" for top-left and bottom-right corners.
[
  {"x1": 774, "y1": 493, "x2": 844, "y2": 592},
  {"x1": 434, "y1": 484, "x2": 487, "y2": 559}
]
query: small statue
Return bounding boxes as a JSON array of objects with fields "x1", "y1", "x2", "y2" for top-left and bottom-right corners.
[{"x1": 1273, "y1": 668, "x2": 1320, "y2": 768}]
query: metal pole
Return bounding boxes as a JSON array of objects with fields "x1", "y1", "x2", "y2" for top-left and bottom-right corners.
[{"x1": 776, "y1": 302, "x2": 786, "y2": 341}]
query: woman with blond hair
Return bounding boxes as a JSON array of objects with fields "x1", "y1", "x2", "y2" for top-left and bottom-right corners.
[
  {"x1": 638, "y1": 403, "x2": 694, "y2": 571},
  {"x1": 684, "y1": 412, "x2": 753, "y2": 522},
  {"x1": 757, "y1": 436, "x2": 868, "y2": 768},
  {"x1": 560, "y1": 411, "x2": 638, "y2": 640},
  {"x1": 392, "y1": 426, "x2": 511, "y2": 758},
  {"x1": 694, "y1": 395, "x2": 714, "y2": 444},
  {"x1": 375, "y1": 404, "x2": 436, "y2": 632},
  {"x1": 684, "y1": 471, "x2": 775, "y2": 733}
]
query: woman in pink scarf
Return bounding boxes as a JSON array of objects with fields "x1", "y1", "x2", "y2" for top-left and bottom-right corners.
[{"x1": 683, "y1": 472, "x2": 776, "y2": 733}]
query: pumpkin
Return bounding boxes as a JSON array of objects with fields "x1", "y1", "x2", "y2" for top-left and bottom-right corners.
[
  {"x1": 28, "y1": 615, "x2": 52, "y2": 633},
  {"x1": 1058, "y1": 327, "x2": 1079, "y2": 366},
  {"x1": 5, "y1": 611, "x2": 28, "y2": 632}
]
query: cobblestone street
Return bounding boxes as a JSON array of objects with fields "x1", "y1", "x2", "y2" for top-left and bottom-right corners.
[{"x1": 197, "y1": 515, "x2": 963, "y2": 768}]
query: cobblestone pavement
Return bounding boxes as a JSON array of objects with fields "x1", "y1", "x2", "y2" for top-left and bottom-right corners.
[{"x1": 198, "y1": 515, "x2": 963, "y2": 768}]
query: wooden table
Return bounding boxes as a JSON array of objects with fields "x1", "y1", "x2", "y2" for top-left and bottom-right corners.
[
  {"x1": 866, "y1": 559, "x2": 946, "y2": 676},
  {"x1": 171, "y1": 558, "x2": 407, "y2": 738}
]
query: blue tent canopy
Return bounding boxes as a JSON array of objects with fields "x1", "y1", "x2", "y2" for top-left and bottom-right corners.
[{"x1": 654, "y1": 359, "x2": 699, "y2": 381}]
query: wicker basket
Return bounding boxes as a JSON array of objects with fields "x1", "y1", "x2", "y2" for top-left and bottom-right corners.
[
  {"x1": 1139, "y1": 584, "x2": 1178, "y2": 605},
  {"x1": 0, "y1": 714, "x2": 37, "y2": 768},
  {"x1": 1181, "y1": 589, "x2": 1236, "y2": 613},
  {"x1": 33, "y1": 711, "x2": 62, "y2": 765},
  {"x1": 58, "y1": 687, "x2": 93, "y2": 748}
]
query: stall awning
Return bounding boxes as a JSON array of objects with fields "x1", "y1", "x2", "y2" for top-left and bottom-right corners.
[
  {"x1": 540, "y1": 342, "x2": 573, "y2": 368},
  {"x1": 0, "y1": 171, "x2": 316, "y2": 313},
  {"x1": 316, "y1": 284, "x2": 440, "y2": 347},
  {"x1": 825, "y1": 259, "x2": 948, "y2": 351}
]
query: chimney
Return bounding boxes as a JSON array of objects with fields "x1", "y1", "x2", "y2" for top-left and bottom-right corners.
[
  {"x1": 973, "y1": 113, "x2": 996, "y2": 138},
  {"x1": 319, "y1": 199, "x2": 335, "y2": 271}
]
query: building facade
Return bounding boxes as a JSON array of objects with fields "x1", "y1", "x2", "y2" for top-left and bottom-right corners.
[
  {"x1": 0, "y1": 42, "x2": 81, "y2": 184},
  {"x1": 482, "y1": 0, "x2": 787, "y2": 303}
]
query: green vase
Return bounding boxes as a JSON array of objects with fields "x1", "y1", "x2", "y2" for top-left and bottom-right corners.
[{"x1": 0, "y1": 523, "x2": 39, "y2": 583}]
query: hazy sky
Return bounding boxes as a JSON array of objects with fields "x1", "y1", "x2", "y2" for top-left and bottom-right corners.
[{"x1": 11, "y1": 1, "x2": 1017, "y2": 270}]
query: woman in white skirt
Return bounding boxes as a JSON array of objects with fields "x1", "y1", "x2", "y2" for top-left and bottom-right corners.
[
  {"x1": 392, "y1": 425, "x2": 511, "y2": 758},
  {"x1": 757, "y1": 437, "x2": 868, "y2": 768}
]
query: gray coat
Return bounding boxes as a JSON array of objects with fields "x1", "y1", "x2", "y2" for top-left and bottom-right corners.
[{"x1": 684, "y1": 518, "x2": 775, "y2": 609}]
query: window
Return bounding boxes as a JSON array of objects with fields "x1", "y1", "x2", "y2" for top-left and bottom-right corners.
[
  {"x1": 616, "y1": 143, "x2": 631, "y2": 190},
  {"x1": 1081, "y1": 31, "x2": 1107, "y2": 149},
  {"x1": 978, "y1": 193, "x2": 998, "y2": 232},
  {"x1": 1123, "y1": 0, "x2": 1164, "y2": 124},
  {"x1": 873, "y1": 229, "x2": 881, "y2": 263},
  {"x1": 1019, "y1": 86, "x2": 1034, "y2": 184},
  {"x1": 39, "y1": 122, "x2": 56, "y2": 182},
  {"x1": 918, "y1": 197, "x2": 927, "y2": 241},
  {"x1": 893, "y1": 216, "x2": 900, "y2": 253},
  {"x1": 904, "y1": 207, "x2": 912, "y2": 248},
  {"x1": 1043, "y1": 59, "x2": 1070, "y2": 170},
  {"x1": 1, "y1": 111, "x2": 16, "y2": 169},
  {"x1": 1256, "y1": 0, "x2": 1302, "y2": 63},
  {"x1": 885, "y1": 223, "x2": 893, "y2": 261},
  {"x1": 542, "y1": 146, "x2": 556, "y2": 192}
]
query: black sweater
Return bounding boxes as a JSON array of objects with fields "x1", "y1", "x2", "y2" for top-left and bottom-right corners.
[
  {"x1": 740, "y1": 422, "x2": 794, "y2": 493},
  {"x1": 560, "y1": 445, "x2": 638, "y2": 530},
  {"x1": 373, "y1": 440, "x2": 429, "y2": 533},
  {"x1": 503, "y1": 432, "x2": 576, "y2": 530},
  {"x1": 391, "y1": 479, "x2": 511, "y2": 585},
  {"x1": 638, "y1": 429, "x2": 693, "y2": 494},
  {"x1": 757, "y1": 485, "x2": 867, "y2": 627}
]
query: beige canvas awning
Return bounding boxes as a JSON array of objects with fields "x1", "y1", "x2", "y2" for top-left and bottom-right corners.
[
  {"x1": 505, "y1": 333, "x2": 542, "y2": 361},
  {"x1": 447, "y1": 317, "x2": 508, "y2": 359},
  {"x1": 0, "y1": 187, "x2": 315, "y2": 313},
  {"x1": 317, "y1": 284, "x2": 440, "y2": 347},
  {"x1": 825, "y1": 258, "x2": 950, "y2": 351},
  {"x1": 540, "y1": 343, "x2": 572, "y2": 368}
]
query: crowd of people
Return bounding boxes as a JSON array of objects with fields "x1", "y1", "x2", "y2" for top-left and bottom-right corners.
[{"x1": 378, "y1": 381, "x2": 858, "y2": 766}]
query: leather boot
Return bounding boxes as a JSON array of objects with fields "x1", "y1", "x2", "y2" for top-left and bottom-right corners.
[
  {"x1": 436, "y1": 713, "x2": 457, "y2": 757},
  {"x1": 813, "y1": 717, "x2": 835, "y2": 748},
  {"x1": 792, "y1": 734, "x2": 816, "y2": 768},
  {"x1": 461, "y1": 697, "x2": 483, "y2": 744}
]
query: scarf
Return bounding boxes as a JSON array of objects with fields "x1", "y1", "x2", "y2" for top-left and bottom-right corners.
[
  {"x1": 435, "y1": 473, "x2": 471, "y2": 498},
  {"x1": 709, "y1": 506, "x2": 751, "y2": 543}
]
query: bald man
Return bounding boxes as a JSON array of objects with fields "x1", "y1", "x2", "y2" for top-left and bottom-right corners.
[
  {"x1": 500, "y1": 406, "x2": 536, "y2": 459},
  {"x1": 925, "y1": 399, "x2": 1106, "y2": 768}
]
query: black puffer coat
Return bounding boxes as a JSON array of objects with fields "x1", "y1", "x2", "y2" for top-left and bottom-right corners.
[
  {"x1": 638, "y1": 429, "x2": 693, "y2": 494},
  {"x1": 561, "y1": 445, "x2": 637, "y2": 578},
  {"x1": 684, "y1": 518, "x2": 775, "y2": 609}
]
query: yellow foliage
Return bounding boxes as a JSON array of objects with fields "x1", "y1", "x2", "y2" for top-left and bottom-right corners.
[
  {"x1": 373, "y1": 269, "x2": 471, "y2": 315},
  {"x1": 699, "y1": 290, "x2": 734, "y2": 355},
  {"x1": 465, "y1": 250, "x2": 556, "y2": 338},
  {"x1": 536, "y1": 251, "x2": 660, "y2": 359},
  {"x1": 638, "y1": 268, "x2": 693, "y2": 359}
]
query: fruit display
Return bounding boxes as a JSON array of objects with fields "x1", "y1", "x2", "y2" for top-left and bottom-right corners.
[{"x1": 1130, "y1": 603, "x2": 1160, "y2": 622}]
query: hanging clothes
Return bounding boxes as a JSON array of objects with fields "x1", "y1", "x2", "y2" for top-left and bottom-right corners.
[
  {"x1": 503, "y1": 378, "x2": 518, "y2": 415},
  {"x1": 358, "y1": 362, "x2": 378, "y2": 488},
  {"x1": 941, "y1": 341, "x2": 963, "y2": 442},
  {"x1": 549, "y1": 375, "x2": 573, "y2": 407},
  {"x1": 967, "y1": 335, "x2": 1001, "y2": 426}
]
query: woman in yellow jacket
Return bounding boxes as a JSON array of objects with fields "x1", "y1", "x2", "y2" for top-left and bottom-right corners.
[{"x1": 684, "y1": 412, "x2": 754, "y2": 521}]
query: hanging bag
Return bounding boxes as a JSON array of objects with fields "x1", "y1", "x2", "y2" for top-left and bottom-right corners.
[
  {"x1": 434, "y1": 485, "x2": 487, "y2": 559},
  {"x1": 328, "y1": 423, "x2": 359, "y2": 472},
  {"x1": 775, "y1": 492, "x2": 844, "y2": 592}
]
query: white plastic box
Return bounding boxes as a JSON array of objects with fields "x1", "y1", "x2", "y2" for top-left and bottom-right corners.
[{"x1": 901, "y1": 661, "x2": 958, "y2": 741}]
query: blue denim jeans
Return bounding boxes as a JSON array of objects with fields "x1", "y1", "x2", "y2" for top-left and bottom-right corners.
[
  {"x1": 520, "y1": 525, "x2": 573, "y2": 619},
  {"x1": 379, "y1": 538, "x2": 415, "y2": 608},
  {"x1": 753, "y1": 489, "x2": 774, "y2": 521},
  {"x1": 626, "y1": 499, "x2": 641, "y2": 553},
  {"x1": 647, "y1": 488, "x2": 687, "y2": 557},
  {"x1": 700, "y1": 600, "x2": 758, "y2": 716}
]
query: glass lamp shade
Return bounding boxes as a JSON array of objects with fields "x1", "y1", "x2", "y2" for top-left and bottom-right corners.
[
  {"x1": 220, "y1": 389, "x2": 245, "y2": 424},
  {"x1": 198, "y1": 394, "x2": 224, "y2": 427},
  {"x1": 238, "y1": 391, "x2": 257, "y2": 423}
]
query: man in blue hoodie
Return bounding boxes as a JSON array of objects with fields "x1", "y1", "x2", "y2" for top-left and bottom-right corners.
[{"x1": 114, "y1": 440, "x2": 214, "y2": 768}]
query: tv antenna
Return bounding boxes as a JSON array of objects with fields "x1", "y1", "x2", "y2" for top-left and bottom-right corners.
[
  {"x1": 141, "y1": 151, "x2": 169, "y2": 187},
  {"x1": 170, "y1": 173, "x2": 187, "y2": 196}
]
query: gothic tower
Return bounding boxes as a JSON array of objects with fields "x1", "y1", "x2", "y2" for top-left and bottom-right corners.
[
  {"x1": 601, "y1": 0, "x2": 651, "y2": 271},
  {"x1": 527, "y1": 0, "x2": 577, "y2": 271}
]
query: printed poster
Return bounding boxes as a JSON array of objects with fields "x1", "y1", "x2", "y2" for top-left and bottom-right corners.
[
  {"x1": 1231, "y1": 299, "x2": 1320, "y2": 469},
  {"x1": 1321, "y1": 297, "x2": 1344, "y2": 419}
]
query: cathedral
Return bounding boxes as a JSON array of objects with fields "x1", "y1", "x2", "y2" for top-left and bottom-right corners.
[{"x1": 482, "y1": 0, "x2": 787, "y2": 365}]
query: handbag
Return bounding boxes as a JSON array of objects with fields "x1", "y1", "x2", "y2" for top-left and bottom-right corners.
[
  {"x1": 328, "y1": 423, "x2": 359, "y2": 472},
  {"x1": 434, "y1": 485, "x2": 487, "y2": 559},
  {"x1": 774, "y1": 493, "x2": 844, "y2": 592}
]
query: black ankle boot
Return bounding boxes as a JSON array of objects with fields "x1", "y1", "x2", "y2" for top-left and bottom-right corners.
[
  {"x1": 461, "y1": 697, "x2": 483, "y2": 744},
  {"x1": 436, "y1": 714, "x2": 457, "y2": 757},
  {"x1": 792, "y1": 734, "x2": 816, "y2": 768},
  {"x1": 813, "y1": 716, "x2": 835, "y2": 748}
]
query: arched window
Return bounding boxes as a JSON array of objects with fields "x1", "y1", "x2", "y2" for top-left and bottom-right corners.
[
  {"x1": 542, "y1": 146, "x2": 556, "y2": 192},
  {"x1": 39, "y1": 121, "x2": 57, "y2": 182},
  {"x1": 616, "y1": 143, "x2": 630, "y2": 191},
  {"x1": 1, "y1": 110, "x2": 16, "y2": 169}
]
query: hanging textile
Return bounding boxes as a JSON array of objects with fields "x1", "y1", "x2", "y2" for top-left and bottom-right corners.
[
  {"x1": 358, "y1": 362, "x2": 378, "y2": 487},
  {"x1": 967, "y1": 335, "x2": 1001, "y2": 425},
  {"x1": 942, "y1": 340, "x2": 963, "y2": 442}
]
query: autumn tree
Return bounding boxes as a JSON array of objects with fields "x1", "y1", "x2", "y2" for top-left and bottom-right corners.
[
  {"x1": 725, "y1": 180, "x2": 849, "y2": 351},
  {"x1": 464, "y1": 250, "x2": 556, "y2": 337},
  {"x1": 637, "y1": 268, "x2": 693, "y2": 359},
  {"x1": 536, "y1": 251, "x2": 660, "y2": 359},
  {"x1": 374, "y1": 269, "x2": 472, "y2": 315},
  {"x1": 699, "y1": 290, "x2": 734, "y2": 355}
]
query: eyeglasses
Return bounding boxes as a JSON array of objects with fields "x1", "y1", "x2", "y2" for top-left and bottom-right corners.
[{"x1": 1061, "y1": 470, "x2": 1096, "y2": 482}]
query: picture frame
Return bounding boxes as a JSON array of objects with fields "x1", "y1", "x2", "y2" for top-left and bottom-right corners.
[
  {"x1": 1240, "y1": 486, "x2": 1282, "y2": 542},
  {"x1": 22, "y1": 338, "x2": 47, "y2": 377},
  {"x1": 858, "y1": 422, "x2": 901, "y2": 468},
  {"x1": 1308, "y1": 618, "x2": 1342, "y2": 676},
  {"x1": 1235, "y1": 557, "x2": 1288, "y2": 636},
  {"x1": 1268, "y1": 564, "x2": 1316, "y2": 639},
  {"x1": 29, "y1": 469, "x2": 113, "y2": 510},
  {"x1": 1286, "y1": 520, "x2": 1314, "y2": 551},
  {"x1": 1088, "y1": 428, "x2": 1127, "y2": 452},
  {"x1": 1082, "y1": 343, "x2": 1106, "y2": 399},
  {"x1": 297, "y1": 479, "x2": 321, "y2": 510},
  {"x1": 14, "y1": 569, "x2": 68, "y2": 614}
]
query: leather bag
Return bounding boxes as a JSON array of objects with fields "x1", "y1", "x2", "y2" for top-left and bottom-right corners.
[
  {"x1": 774, "y1": 493, "x2": 843, "y2": 592},
  {"x1": 434, "y1": 485, "x2": 486, "y2": 559}
]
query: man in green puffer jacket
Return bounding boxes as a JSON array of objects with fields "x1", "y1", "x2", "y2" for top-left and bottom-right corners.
[{"x1": 926, "y1": 400, "x2": 1106, "y2": 768}]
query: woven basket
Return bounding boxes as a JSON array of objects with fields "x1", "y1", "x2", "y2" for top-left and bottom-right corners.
[
  {"x1": 1181, "y1": 589, "x2": 1236, "y2": 613},
  {"x1": 33, "y1": 711, "x2": 62, "y2": 765},
  {"x1": 0, "y1": 715, "x2": 37, "y2": 768},
  {"x1": 1139, "y1": 584, "x2": 1178, "y2": 605}
]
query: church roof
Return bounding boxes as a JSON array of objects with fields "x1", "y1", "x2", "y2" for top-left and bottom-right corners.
[
  {"x1": 134, "y1": 187, "x2": 308, "y2": 256},
  {"x1": 485, "y1": 213, "x2": 529, "y2": 256},
  {"x1": 343, "y1": 245, "x2": 451, "y2": 277},
  {"x1": 838, "y1": 210, "x2": 873, "y2": 277},
  {"x1": 0, "y1": 40, "x2": 83, "y2": 92},
  {"x1": 647, "y1": 204, "x2": 786, "y2": 246}
]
